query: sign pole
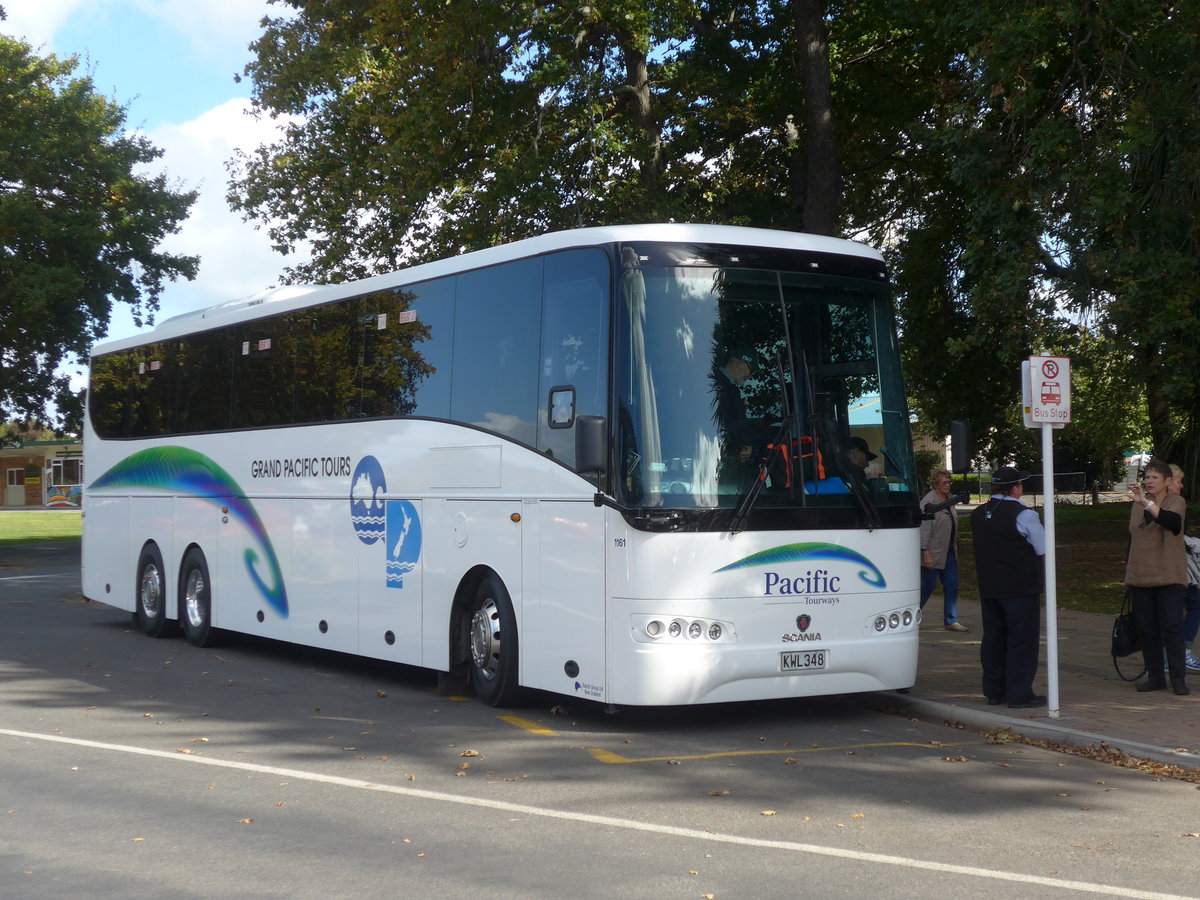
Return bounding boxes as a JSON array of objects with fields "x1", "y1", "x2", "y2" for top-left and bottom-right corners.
[
  {"x1": 1027, "y1": 354, "x2": 1070, "y2": 719},
  {"x1": 1041, "y1": 421, "x2": 1060, "y2": 718}
]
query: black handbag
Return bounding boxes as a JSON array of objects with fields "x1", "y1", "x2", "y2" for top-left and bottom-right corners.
[{"x1": 1111, "y1": 592, "x2": 1145, "y2": 681}]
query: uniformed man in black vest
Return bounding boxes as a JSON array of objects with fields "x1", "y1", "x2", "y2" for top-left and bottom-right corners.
[{"x1": 970, "y1": 466, "x2": 1047, "y2": 708}]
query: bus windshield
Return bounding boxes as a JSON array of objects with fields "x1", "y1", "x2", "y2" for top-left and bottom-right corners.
[{"x1": 615, "y1": 264, "x2": 916, "y2": 510}]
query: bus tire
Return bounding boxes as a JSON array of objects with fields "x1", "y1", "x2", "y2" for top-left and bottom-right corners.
[
  {"x1": 179, "y1": 548, "x2": 218, "y2": 648},
  {"x1": 135, "y1": 543, "x2": 170, "y2": 638},
  {"x1": 468, "y1": 573, "x2": 520, "y2": 707}
]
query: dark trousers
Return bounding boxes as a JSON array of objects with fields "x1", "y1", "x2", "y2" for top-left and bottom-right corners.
[
  {"x1": 1131, "y1": 583, "x2": 1186, "y2": 681},
  {"x1": 980, "y1": 594, "x2": 1041, "y2": 703}
]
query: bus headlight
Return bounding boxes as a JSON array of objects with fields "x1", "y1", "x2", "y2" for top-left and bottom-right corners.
[
  {"x1": 868, "y1": 606, "x2": 919, "y2": 635},
  {"x1": 632, "y1": 614, "x2": 736, "y2": 644}
]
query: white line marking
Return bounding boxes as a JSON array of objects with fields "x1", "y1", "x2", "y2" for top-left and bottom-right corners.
[
  {"x1": 0, "y1": 573, "x2": 72, "y2": 582},
  {"x1": 2, "y1": 727, "x2": 1194, "y2": 900}
]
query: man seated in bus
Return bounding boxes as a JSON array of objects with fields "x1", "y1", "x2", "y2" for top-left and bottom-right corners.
[
  {"x1": 712, "y1": 346, "x2": 764, "y2": 488},
  {"x1": 839, "y1": 435, "x2": 887, "y2": 489}
]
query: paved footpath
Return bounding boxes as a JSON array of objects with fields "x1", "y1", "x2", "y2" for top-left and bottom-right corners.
[{"x1": 860, "y1": 593, "x2": 1200, "y2": 770}]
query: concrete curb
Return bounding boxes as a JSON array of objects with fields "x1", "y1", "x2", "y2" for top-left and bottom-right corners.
[{"x1": 857, "y1": 691, "x2": 1200, "y2": 770}]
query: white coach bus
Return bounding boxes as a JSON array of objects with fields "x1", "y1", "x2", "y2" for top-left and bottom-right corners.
[{"x1": 82, "y1": 224, "x2": 923, "y2": 707}]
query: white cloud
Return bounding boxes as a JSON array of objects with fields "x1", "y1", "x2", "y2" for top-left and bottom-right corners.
[
  {"x1": 0, "y1": 0, "x2": 89, "y2": 47},
  {"x1": 96, "y1": 98, "x2": 310, "y2": 340},
  {"x1": 1, "y1": 0, "x2": 281, "y2": 58}
]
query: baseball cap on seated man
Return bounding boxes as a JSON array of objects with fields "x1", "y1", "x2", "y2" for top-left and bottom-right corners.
[{"x1": 992, "y1": 466, "x2": 1032, "y2": 486}]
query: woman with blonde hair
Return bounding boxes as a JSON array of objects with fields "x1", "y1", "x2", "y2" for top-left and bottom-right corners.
[
  {"x1": 919, "y1": 468, "x2": 966, "y2": 631},
  {"x1": 1126, "y1": 459, "x2": 1189, "y2": 694}
]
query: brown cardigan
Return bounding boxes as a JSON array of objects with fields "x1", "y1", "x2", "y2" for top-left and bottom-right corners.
[{"x1": 1124, "y1": 493, "x2": 1187, "y2": 587}]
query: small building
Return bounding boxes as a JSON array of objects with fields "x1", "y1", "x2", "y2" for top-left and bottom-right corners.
[{"x1": 0, "y1": 439, "x2": 84, "y2": 508}]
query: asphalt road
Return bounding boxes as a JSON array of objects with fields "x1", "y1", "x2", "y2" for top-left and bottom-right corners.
[{"x1": 3, "y1": 542, "x2": 1199, "y2": 900}]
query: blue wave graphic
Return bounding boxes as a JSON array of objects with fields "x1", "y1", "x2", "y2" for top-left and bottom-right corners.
[
  {"x1": 714, "y1": 542, "x2": 886, "y2": 588},
  {"x1": 91, "y1": 446, "x2": 289, "y2": 616}
]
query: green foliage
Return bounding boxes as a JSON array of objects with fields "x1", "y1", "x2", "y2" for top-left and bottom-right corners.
[
  {"x1": 893, "y1": 1, "x2": 1199, "y2": 490},
  {"x1": 229, "y1": 0, "x2": 963, "y2": 281},
  {"x1": 230, "y1": 1, "x2": 1198, "y2": 488},
  {"x1": 913, "y1": 448, "x2": 944, "y2": 496},
  {"x1": 0, "y1": 35, "x2": 198, "y2": 426}
]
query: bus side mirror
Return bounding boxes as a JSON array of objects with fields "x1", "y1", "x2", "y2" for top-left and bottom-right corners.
[
  {"x1": 575, "y1": 415, "x2": 608, "y2": 475},
  {"x1": 950, "y1": 420, "x2": 973, "y2": 475}
]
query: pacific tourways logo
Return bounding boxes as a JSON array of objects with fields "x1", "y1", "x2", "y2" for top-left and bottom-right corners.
[{"x1": 714, "y1": 541, "x2": 886, "y2": 594}]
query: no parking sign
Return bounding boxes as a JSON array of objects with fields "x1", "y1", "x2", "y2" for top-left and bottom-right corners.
[{"x1": 1028, "y1": 355, "x2": 1071, "y2": 424}]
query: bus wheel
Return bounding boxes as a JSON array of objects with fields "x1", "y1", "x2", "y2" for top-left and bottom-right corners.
[
  {"x1": 179, "y1": 548, "x2": 217, "y2": 648},
  {"x1": 135, "y1": 544, "x2": 170, "y2": 638},
  {"x1": 468, "y1": 574, "x2": 519, "y2": 707}
]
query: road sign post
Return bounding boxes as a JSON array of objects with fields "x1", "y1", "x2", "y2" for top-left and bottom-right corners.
[{"x1": 1026, "y1": 356, "x2": 1071, "y2": 718}]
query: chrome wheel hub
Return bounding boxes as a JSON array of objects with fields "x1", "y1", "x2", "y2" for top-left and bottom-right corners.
[
  {"x1": 470, "y1": 596, "x2": 501, "y2": 680},
  {"x1": 184, "y1": 569, "x2": 206, "y2": 629},
  {"x1": 139, "y1": 565, "x2": 162, "y2": 617}
]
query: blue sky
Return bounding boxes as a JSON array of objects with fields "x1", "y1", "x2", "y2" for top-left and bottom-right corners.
[{"x1": 2, "y1": 0, "x2": 309, "y2": 345}]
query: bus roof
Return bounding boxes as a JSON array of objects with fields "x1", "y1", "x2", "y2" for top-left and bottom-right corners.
[{"x1": 91, "y1": 223, "x2": 884, "y2": 355}]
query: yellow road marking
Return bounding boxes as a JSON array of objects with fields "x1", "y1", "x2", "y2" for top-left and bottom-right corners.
[
  {"x1": 498, "y1": 715, "x2": 559, "y2": 737},
  {"x1": 588, "y1": 739, "x2": 980, "y2": 764}
]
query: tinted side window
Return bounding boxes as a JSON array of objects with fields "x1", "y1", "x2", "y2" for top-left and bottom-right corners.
[
  {"x1": 537, "y1": 249, "x2": 609, "y2": 465},
  {"x1": 293, "y1": 298, "x2": 362, "y2": 423},
  {"x1": 360, "y1": 288, "x2": 434, "y2": 417},
  {"x1": 175, "y1": 327, "x2": 233, "y2": 433},
  {"x1": 128, "y1": 342, "x2": 175, "y2": 437},
  {"x1": 408, "y1": 278, "x2": 455, "y2": 418},
  {"x1": 451, "y1": 258, "x2": 541, "y2": 444},
  {"x1": 89, "y1": 350, "x2": 134, "y2": 438},
  {"x1": 233, "y1": 319, "x2": 295, "y2": 428}
]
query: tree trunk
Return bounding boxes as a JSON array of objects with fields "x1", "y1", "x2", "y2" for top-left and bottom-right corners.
[
  {"x1": 615, "y1": 31, "x2": 662, "y2": 207},
  {"x1": 792, "y1": 0, "x2": 840, "y2": 236}
]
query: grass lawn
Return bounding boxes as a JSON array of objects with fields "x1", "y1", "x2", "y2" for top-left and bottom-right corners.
[
  {"x1": 958, "y1": 501, "x2": 1132, "y2": 615},
  {"x1": 0, "y1": 510, "x2": 82, "y2": 545}
]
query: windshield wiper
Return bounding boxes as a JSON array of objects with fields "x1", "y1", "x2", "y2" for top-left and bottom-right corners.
[{"x1": 729, "y1": 347, "x2": 795, "y2": 534}]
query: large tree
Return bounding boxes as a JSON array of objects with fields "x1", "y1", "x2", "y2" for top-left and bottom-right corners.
[
  {"x1": 230, "y1": 0, "x2": 955, "y2": 281},
  {"x1": 232, "y1": 1, "x2": 1188, "y2": 483},
  {"x1": 0, "y1": 32, "x2": 198, "y2": 427},
  {"x1": 892, "y1": 1, "x2": 1200, "y2": 484}
]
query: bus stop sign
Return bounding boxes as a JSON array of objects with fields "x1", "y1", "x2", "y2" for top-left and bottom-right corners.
[{"x1": 1028, "y1": 355, "x2": 1071, "y2": 424}]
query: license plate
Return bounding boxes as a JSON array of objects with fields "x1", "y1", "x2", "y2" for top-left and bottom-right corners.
[{"x1": 781, "y1": 649, "x2": 827, "y2": 672}]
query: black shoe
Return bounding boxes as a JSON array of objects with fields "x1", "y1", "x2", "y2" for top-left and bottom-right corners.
[
  {"x1": 1008, "y1": 695, "x2": 1047, "y2": 709},
  {"x1": 1137, "y1": 678, "x2": 1167, "y2": 693},
  {"x1": 1172, "y1": 679, "x2": 1190, "y2": 696},
  {"x1": 986, "y1": 697, "x2": 1005, "y2": 706}
]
